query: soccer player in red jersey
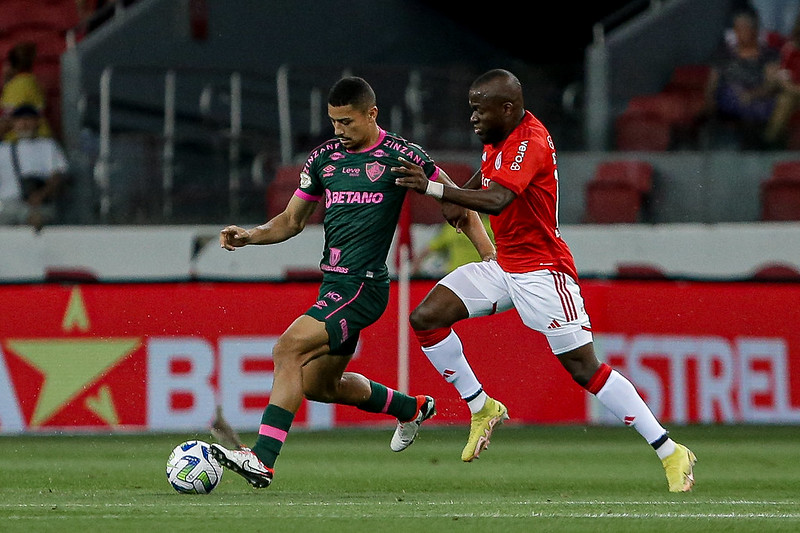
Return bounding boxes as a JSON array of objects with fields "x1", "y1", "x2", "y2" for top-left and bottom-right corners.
[{"x1": 394, "y1": 69, "x2": 696, "y2": 492}]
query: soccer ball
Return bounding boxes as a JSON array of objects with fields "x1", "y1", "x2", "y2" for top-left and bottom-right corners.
[{"x1": 166, "y1": 440, "x2": 223, "y2": 494}]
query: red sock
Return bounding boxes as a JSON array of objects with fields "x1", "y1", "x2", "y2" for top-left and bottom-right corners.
[
  {"x1": 414, "y1": 327, "x2": 452, "y2": 348},
  {"x1": 584, "y1": 363, "x2": 612, "y2": 395}
]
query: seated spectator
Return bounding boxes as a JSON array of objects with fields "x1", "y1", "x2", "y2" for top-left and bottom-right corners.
[
  {"x1": 765, "y1": 12, "x2": 800, "y2": 146},
  {"x1": 0, "y1": 105, "x2": 68, "y2": 230},
  {"x1": 704, "y1": 7, "x2": 782, "y2": 149},
  {"x1": 0, "y1": 42, "x2": 53, "y2": 141},
  {"x1": 412, "y1": 214, "x2": 494, "y2": 277}
]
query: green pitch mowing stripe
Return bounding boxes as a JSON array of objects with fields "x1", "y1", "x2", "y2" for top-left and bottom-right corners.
[{"x1": 0, "y1": 425, "x2": 799, "y2": 532}]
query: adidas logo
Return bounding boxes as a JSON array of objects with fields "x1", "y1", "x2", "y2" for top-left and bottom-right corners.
[
  {"x1": 547, "y1": 319, "x2": 561, "y2": 329},
  {"x1": 624, "y1": 415, "x2": 636, "y2": 426},
  {"x1": 443, "y1": 369, "x2": 456, "y2": 379}
]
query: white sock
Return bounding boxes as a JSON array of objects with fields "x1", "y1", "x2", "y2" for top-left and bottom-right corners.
[
  {"x1": 655, "y1": 439, "x2": 676, "y2": 460},
  {"x1": 466, "y1": 390, "x2": 487, "y2": 414},
  {"x1": 595, "y1": 370, "x2": 669, "y2": 449},
  {"x1": 421, "y1": 330, "x2": 483, "y2": 408}
]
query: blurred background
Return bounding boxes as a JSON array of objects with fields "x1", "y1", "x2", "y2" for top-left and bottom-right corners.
[
  {"x1": 1, "y1": 0, "x2": 800, "y2": 435},
  {"x1": 6, "y1": 0, "x2": 799, "y2": 229}
]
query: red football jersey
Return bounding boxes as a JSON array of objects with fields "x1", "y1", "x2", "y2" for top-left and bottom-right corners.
[{"x1": 480, "y1": 111, "x2": 578, "y2": 279}]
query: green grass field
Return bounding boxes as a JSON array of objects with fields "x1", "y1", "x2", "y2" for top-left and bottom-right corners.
[{"x1": 1, "y1": 424, "x2": 798, "y2": 532}]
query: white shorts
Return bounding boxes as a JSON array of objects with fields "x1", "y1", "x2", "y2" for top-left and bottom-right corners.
[{"x1": 438, "y1": 260, "x2": 593, "y2": 354}]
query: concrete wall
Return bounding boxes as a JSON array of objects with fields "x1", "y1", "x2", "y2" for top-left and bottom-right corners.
[{"x1": 2, "y1": 223, "x2": 798, "y2": 283}]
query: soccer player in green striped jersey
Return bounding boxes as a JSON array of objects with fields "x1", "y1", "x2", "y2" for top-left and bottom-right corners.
[{"x1": 212, "y1": 76, "x2": 495, "y2": 489}]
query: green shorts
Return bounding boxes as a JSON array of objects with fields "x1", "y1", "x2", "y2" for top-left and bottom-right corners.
[{"x1": 304, "y1": 276, "x2": 390, "y2": 355}]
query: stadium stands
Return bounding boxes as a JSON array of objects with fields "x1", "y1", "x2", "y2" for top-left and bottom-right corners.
[
  {"x1": 0, "y1": 0, "x2": 80, "y2": 34},
  {"x1": 614, "y1": 64, "x2": 712, "y2": 151},
  {"x1": 266, "y1": 164, "x2": 325, "y2": 223},
  {"x1": 760, "y1": 161, "x2": 800, "y2": 221},
  {"x1": 614, "y1": 109, "x2": 673, "y2": 151},
  {"x1": 584, "y1": 160, "x2": 653, "y2": 223},
  {"x1": 0, "y1": 0, "x2": 79, "y2": 139}
]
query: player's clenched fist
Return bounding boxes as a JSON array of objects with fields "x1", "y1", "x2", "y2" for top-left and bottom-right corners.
[{"x1": 220, "y1": 225, "x2": 250, "y2": 250}]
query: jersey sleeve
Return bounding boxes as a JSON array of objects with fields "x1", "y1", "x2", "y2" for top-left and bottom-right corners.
[
  {"x1": 296, "y1": 160, "x2": 324, "y2": 201},
  {"x1": 490, "y1": 135, "x2": 549, "y2": 195},
  {"x1": 407, "y1": 142, "x2": 440, "y2": 181}
]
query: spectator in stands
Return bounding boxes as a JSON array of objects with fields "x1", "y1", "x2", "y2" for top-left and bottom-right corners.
[
  {"x1": 764, "y1": 12, "x2": 800, "y2": 147},
  {"x1": 0, "y1": 42, "x2": 52, "y2": 141},
  {"x1": 750, "y1": 0, "x2": 800, "y2": 38},
  {"x1": 704, "y1": 7, "x2": 782, "y2": 149},
  {"x1": 412, "y1": 214, "x2": 494, "y2": 277},
  {"x1": 0, "y1": 105, "x2": 68, "y2": 230}
]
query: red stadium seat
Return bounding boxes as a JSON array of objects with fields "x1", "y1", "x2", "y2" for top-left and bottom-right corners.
[
  {"x1": 615, "y1": 263, "x2": 668, "y2": 280},
  {"x1": 626, "y1": 93, "x2": 690, "y2": 127},
  {"x1": 664, "y1": 64, "x2": 712, "y2": 93},
  {"x1": 2, "y1": 26, "x2": 67, "y2": 59},
  {"x1": 437, "y1": 161, "x2": 476, "y2": 187},
  {"x1": 408, "y1": 161, "x2": 476, "y2": 225},
  {"x1": 408, "y1": 192, "x2": 444, "y2": 225},
  {"x1": 751, "y1": 262, "x2": 800, "y2": 281},
  {"x1": 0, "y1": 0, "x2": 79, "y2": 33},
  {"x1": 44, "y1": 267, "x2": 99, "y2": 283},
  {"x1": 761, "y1": 162, "x2": 800, "y2": 221},
  {"x1": 265, "y1": 164, "x2": 324, "y2": 223},
  {"x1": 585, "y1": 160, "x2": 653, "y2": 223},
  {"x1": 614, "y1": 111, "x2": 672, "y2": 151}
]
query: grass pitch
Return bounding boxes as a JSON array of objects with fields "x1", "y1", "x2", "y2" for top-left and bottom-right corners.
[{"x1": 1, "y1": 424, "x2": 798, "y2": 532}]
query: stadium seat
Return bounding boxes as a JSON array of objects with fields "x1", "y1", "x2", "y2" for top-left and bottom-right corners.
[
  {"x1": 614, "y1": 111, "x2": 672, "y2": 151},
  {"x1": 44, "y1": 267, "x2": 99, "y2": 283},
  {"x1": 625, "y1": 93, "x2": 690, "y2": 127},
  {"x1": 664, "y1": 64, "x2": 712, "y2": 93},
  {"x1": 3, "y1": 26, "x2": 67, "y2": 59},
  {"x1": 751, "y1": 262, "x2": 800, "y2": 281},
  {"x1": 584, "y1": 160, "x2": 653, "y2": 223},
  {"x1": 266, "y1": 164, "x2": 325, "y2": 223},
  {"x1": 615, "y1": 263, "x2": 668, "y2": 280},
  {"x1": 437, "y1": 161, "x2": 476, "y2": 186},
  {"x1": 760, "y1": 161, "x2": 800, "y2": 221},
  {"x1": 409, "y1": 161, "x2": 476, "y2": 225},
  {"x1": 0, "y1": 0, "x2": 79, "y2": 33},
  {"x1": 34, "y1": 58, "x2": 61, "y2": 94}
]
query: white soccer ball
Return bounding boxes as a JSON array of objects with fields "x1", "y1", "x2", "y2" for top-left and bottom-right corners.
[{"x1": 166, "y1": 440, "x2": 223, "y2": 494}]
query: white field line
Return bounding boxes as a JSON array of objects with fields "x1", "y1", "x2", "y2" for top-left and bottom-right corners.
[{"x1": 1, "y1": 499, "x2": 799, "y2": 520}]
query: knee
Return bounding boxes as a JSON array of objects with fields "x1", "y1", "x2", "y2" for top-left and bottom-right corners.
[
  {"x1": 302, "y1": 376, "x2": 340, "y2": 403},
  {"x1": 557, "y1": 344, "x2": 600, "y2": 387},
  {"x1": 272, "y1": 335, "x2": 305, "y2": 371},
  {"x1": 303, "y1": 385, "x2": 335, "y2": 403},
  {"x1": 409, "y1": 304, "x2": 438, "y2": 331}
]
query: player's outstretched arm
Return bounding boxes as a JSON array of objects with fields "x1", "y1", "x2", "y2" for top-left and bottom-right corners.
[
  {"x1": 394, "y1": 157, "x2": 515, "y2": 216},
  {"x1": 219, "y1": 195, "x2": 319, "y2": 250}
]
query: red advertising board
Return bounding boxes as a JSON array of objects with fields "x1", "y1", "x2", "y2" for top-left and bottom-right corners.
[{"x1": 0, "y1": 280, "x2": 798, "y2": 434}]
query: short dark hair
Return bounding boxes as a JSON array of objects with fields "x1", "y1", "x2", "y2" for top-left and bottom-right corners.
[
  {"x1": 470, "y1": 69, "x2": 520, "y2": 91},
  {"x1": 328, "y1": 77, "x2": 376, "y2": 110},
  {"x1": 7, "y1": 41, "x2": 37, "y2": 72}
]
